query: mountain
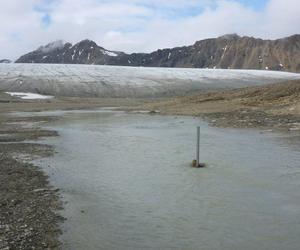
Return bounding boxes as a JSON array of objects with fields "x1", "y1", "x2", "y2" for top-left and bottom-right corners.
[
  {"x1": 15, "y1": 40, "x2": 124, "y2": 65},
  {"x1": 15, "y1": 34, "x2": 300, "y2": 72},
  {"x1": 0, "y1": 59, "x2": 12, "y2": 63}
]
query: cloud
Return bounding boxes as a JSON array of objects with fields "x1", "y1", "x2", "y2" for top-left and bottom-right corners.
[
  {"x1": 263, "y1": 0, "x2": 300, "y2": 38},
  {"x1": 0, "y1": 0, "x2": 299, "y2": 60},
  {"x1": 38, "y1": 40, "x2": 65, "y2": 53}
]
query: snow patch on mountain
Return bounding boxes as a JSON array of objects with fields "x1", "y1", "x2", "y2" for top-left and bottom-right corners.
[{"x1": 102, "y1": 50, "x2": 118, "y2": 57}]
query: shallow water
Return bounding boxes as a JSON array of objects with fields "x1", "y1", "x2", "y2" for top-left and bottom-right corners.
[{"x1": 35, "y1": 110, "x2": 300, "y2": 250}]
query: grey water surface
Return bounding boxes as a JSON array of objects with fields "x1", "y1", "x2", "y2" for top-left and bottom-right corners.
[{"x1": 34, "y1": 110, "x2": 300, "y2": 250}]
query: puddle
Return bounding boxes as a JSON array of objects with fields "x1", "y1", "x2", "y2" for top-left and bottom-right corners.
[{"x1": 33, "y1": 110, "x2": 300, "y2": 250}]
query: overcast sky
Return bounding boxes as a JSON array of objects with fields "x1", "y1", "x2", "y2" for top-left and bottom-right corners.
[{"x1": 1, "y1": 0, "x2": 299, "y2": 60}]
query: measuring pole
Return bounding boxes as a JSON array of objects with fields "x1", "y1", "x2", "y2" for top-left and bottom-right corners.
[{"x1": 196, "y1": 126, "x2": 200, "y2": 166}]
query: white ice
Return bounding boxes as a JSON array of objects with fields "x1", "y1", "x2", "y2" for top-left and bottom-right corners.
[
  {"x1": 0, "y1": 64, "x2": 299, "y2": 98},
  {"x1": 5, "y1": 92, "x2": 54, "y2": 100}
]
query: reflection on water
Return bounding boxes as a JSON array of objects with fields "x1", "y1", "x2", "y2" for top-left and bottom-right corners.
[{"x1": 35, "y1": 110, "x2": 300, "y2": 250}]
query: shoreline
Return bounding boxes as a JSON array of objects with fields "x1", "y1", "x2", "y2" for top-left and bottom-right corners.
[
  {"x1": 1, "y1": 79, "x2": 299, "y2": 133},
  {"x1": 0, "y1": 114, "x2": 64, "y2": 249},
  {"x1": 139, "y1": 79, "x2": 300, "y2": 133}
]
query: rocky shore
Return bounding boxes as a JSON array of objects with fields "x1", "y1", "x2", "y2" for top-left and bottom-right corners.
[{"x1": 0, "y1": 114, "x2": 64, "y2": 249}]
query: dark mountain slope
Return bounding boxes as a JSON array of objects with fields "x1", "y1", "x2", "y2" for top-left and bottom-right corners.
[{"x1": 15, "y1": 34, "x2": 300, "y2": 72}]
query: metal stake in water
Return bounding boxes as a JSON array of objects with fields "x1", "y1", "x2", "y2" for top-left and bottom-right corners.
[{"x1": 196, "y1": 126, "x2": 200, "y2": 166}]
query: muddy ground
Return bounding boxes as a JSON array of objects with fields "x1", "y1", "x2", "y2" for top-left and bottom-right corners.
[
  {"x1": 141, "y1": 79, "x2": 300, "y2": 132},
  {"x1": 0, "y1": 93, "x2": 146, "y2": 113}
]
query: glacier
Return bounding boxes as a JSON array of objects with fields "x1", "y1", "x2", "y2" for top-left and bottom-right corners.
[{"x1": 0, "y1": 64, "x2": 299, "y2": 98}]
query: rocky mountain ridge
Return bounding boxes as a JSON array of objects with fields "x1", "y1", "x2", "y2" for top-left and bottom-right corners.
[
  {"x1": 0, "y1": 59, "x2": 12, "y2": 63},
  {"x1": 15, "y1": 34, "x2": 300, "y2": 72}
]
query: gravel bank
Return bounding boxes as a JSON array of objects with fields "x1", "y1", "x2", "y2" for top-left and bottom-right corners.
[{"x1": 0, "y1": 115, "x2": 63, "y2": 249}]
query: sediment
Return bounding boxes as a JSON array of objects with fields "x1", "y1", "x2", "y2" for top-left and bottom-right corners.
[
  {"x1": 140, "y1": 79, "x2": 300, "y2": 132},
  {"x1": 0, "y1": 114, "x2": 64, "y2": 249}
]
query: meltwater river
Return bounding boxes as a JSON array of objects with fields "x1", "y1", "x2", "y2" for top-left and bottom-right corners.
[{"x1": 33, "y1": 110, "x2": 300, "y2": 250}]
